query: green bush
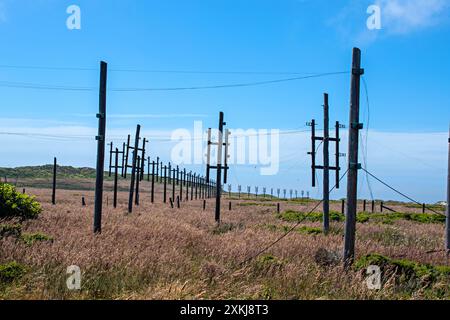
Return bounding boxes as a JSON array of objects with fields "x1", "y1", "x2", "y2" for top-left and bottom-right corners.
[
  {"x1": 278, "y1": 210, "x2": 445, "y2": 225},
  {"x1": 21, "y1": 232, "x2": 53, "y2": 245},
  {"x1": 278, "y1": 211, "x2": 345, "y2": 223},
  {"x1": 0, "y1": 261, "x2": 26, "y2": 282},
  {"x1": 0, "y1": 224, "x2": 22, "y2": 238},
  {"x1": 355, "y1": 254, "x2": 450, "y2": 290},
  {"x1": 0, "y1": 183, "x2": 42, "y2": 220}
]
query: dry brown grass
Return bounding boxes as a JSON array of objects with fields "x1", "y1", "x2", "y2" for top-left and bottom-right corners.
[{"x1": 0, "y1": 184, "x2": 449, "y2": 300}]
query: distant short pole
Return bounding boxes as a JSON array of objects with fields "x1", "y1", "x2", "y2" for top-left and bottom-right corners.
[
  {"x1": 82, "y1": 197, "x2": 86, "y2": 206},
  {"x1": 52, "y1": 157, "x2": 57, "y2": 205},
  {"x1": 372, "y1": 200, "x2": 375, "y2": 213},
  {"x1": 22, "y1": 188, "x2": 25, "y2": 194},
  {"x1": 341, "y1": 199, "x2": 345, "y2": 214},
  {"x1": 380, "y1": 201, "x2": 384, "y2": 212},
  {"x1": 422, "y1": 203, "x2": 426, "y2": 214},
  {"x1": 363, "y1": 200, "x2": 366, "y2": 212},
  {"x1": 277, "y1": 203, "x2": 280, "y2": 214},
  {"x1": 177, "y1": 196, "x2": 180, "y2": 209},
  {"x1": 229, "y1": 201, "x2": 232, "y2": 211},
  {"x1": 203, "y1": 199, "x2": 206, "y2": 211}
]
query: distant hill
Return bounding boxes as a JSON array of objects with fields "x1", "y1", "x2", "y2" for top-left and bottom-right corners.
[{"x1": 0, "y1": 165, "x2": 98, "y2": 180}]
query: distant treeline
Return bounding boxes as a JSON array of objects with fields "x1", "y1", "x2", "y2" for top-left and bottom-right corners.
[{"x1": 0, "y1": 165, "x2": 97, "y2": 179}]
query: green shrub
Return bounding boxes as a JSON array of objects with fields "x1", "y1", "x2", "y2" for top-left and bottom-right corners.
[
  {"x1": 211, "y1": 223, "x2": 244, "y2": 235},
  {"x1": 0, "y1": 261, "x2": 26, "y2": 282},
  {"x1": 0, "y1": 223, "x2": 22, "y2": 238},
  {"x1": 355, "y1": 254, "x2": 450, "y2": 289},
  {"x1": 279, "y1": 210, "x2": 445, "y2": 225},
  {"x1": 21, "y1": 232, "x2": 53, "y2": 245},
  {"x1": 298, "y1": 226, "x2": 322, "y2": 235},
  {"x1": 0, "y1": 183, "x2": 42, "y2": 220},
  {"x1": 278, "y1": 211, "x2": 345, "y2": 223}
]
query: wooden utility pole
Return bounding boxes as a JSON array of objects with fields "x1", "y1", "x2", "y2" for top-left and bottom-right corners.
[
  {"x1": 113, "y1": 148, "x2": 119, "y2": 208},
  {"x1": 215, "y1": 112, "x2": 225, "y2": 223},
  {"x1": 94, "y1": 61, "x2": 107, "y2": 234},
  {"x1": 172, "y1": 169, "x2": 176, "y2": 203},
  {"x1": 310, "y1": 119, "x2": 316, "y2": 187},
  {"x1": 128, "y1": 125, "x2": 141, "y2": 213},
  {"x1": 135, "y1": 156, "x2": 141, "y2": 206},
  {"x1": 323, "y1": 93, "x2": 330, "y2": 234},
  {"x1": 163, "y1": 165, "x2": 167, "y2": 203},
  {"x1": 108, "y1": 142, "x2": 113, "y2": 177},
  {"x1": 446, "y1": 127, "x2": 450, "y2": 252},
  {"x1": 52, "y1": 157, "x2": 57, "y2": 205},
  {"x1": 140, "y1": 138, "x2": 146, "y2": 181},
  {"x1": 124, "y1": 134, "x2": 130, "y2": 178},
  {"x1": 147, "y1": 156, "x2": 150, "y2": 182},
  {"x1": 343, "y1": 48, "x2": 364, "y2": 268},
  {"x1": 121, "y1": 142, "x2": 126, "y2": 177},
  {"x1": 156, "y1": 157, "x2": 160, "y2": 182},
  {"x1": 151, "y1": 161, "x2": 155, "y2": 203}
]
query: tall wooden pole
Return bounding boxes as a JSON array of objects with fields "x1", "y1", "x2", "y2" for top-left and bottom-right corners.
[
  {"x1": 343, "y1": 48, "x2": 363, "y2": 268},
  {"x1": 93, "y1": 61, "x2": 107, "y2": 233},
  {"x1": 323, "y1": 93, "x2": 330, "y2": 234},
  {"x1": 140, "y1": 138, "x2": 146, "y2": 181},
  {"x1": 128, "y1": 125, "x2": 140, "y2": 213},
  {"x1": 135, "y1": 156, "x2": 141, "y2": 206},
  {"x1": 121, "y1": 142, "x2": 126, "y2": 177},
  {"x1": 215, "y1": 112, "x2": 225, "y2": 223},
  {"x1": 172, "y1": 169, "x2": 176, "y2": 203},
  {"x1": 113, "y1": 148, "x2": 118, "y2": 208},
  {"x1": 163, "y1": 165, "x2": 167, "y2": 203},
  {"x1": 446, "y1": 127, "x2": 450, "y2": 252},
  {"x1": 151, "y1": 161, "x2": 155, "y2": 203},
  {"x1": 147, "y1": 156, "x2": 150, "y2": 181},
  {"x1": 108, "y1": 142, "x2": 113, "y2": 177},
  {"x1": 124, "y1": 134, "x2": 130, "y2": 178},
  {"x1": 52, "y1": 157, "x2": 57, "y2": 205}
]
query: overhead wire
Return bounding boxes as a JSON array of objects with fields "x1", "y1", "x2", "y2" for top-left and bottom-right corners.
[
  {"x1": 0, "y1": 72, "x2": 349, "y2": 92},
  {"x1": 361, "y1": 167, "x2": 445, "y2": 216},
  {"x1": 237, "y1": 168, "x2": 349, "y2": 266}
]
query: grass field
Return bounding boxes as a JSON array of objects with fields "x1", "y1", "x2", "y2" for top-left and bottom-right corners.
[{"x1": 0, "y1": 178, "x2": 449, "y2": 300}]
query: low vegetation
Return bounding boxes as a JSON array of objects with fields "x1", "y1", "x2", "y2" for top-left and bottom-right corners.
[
  {"x1": 0, "y1": 165, "x2": 97, "y2": 179},
  {"x1": 0, "y1": 262, "x2": 27, "y2": 283},
  {"x1": 20, "y1": 232, "x2": 54, "y2": 246},
  {"x1": 0, "y1": 183, "x2": 42, "y2": 220},
  {"x1": 278, "y1": 210, "x2": 445, "y2": 224},
  {"x1": 355, "y1": 254, "x2": 450, "y2": 296},
  {"x1": 0, "y1": 187, "x2": 447, "y2": 300},
  {"x1": 0, "y1": 224, "x2": 22, "y2": 238}
]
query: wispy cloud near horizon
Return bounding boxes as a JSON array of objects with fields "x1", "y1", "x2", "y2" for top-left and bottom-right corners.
[
  {"x1": 376, "y1": 0, "x2": 450, "y2": 34},
  {"x1": 330, "y1": 0, "x2": 450, "y2": 45}
]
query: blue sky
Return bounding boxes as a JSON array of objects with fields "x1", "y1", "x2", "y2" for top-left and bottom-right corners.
[{"x1": 0, "y1": 0, "x2": 449, "y2": 202}]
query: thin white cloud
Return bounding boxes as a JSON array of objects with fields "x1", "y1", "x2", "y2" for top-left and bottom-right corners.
[
  {"x1": 330, "y1": 0, "x2": 450, "y2": 45},
  {"x1": 376, "y1": 0, "x2": 450, "y2": 34}
]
